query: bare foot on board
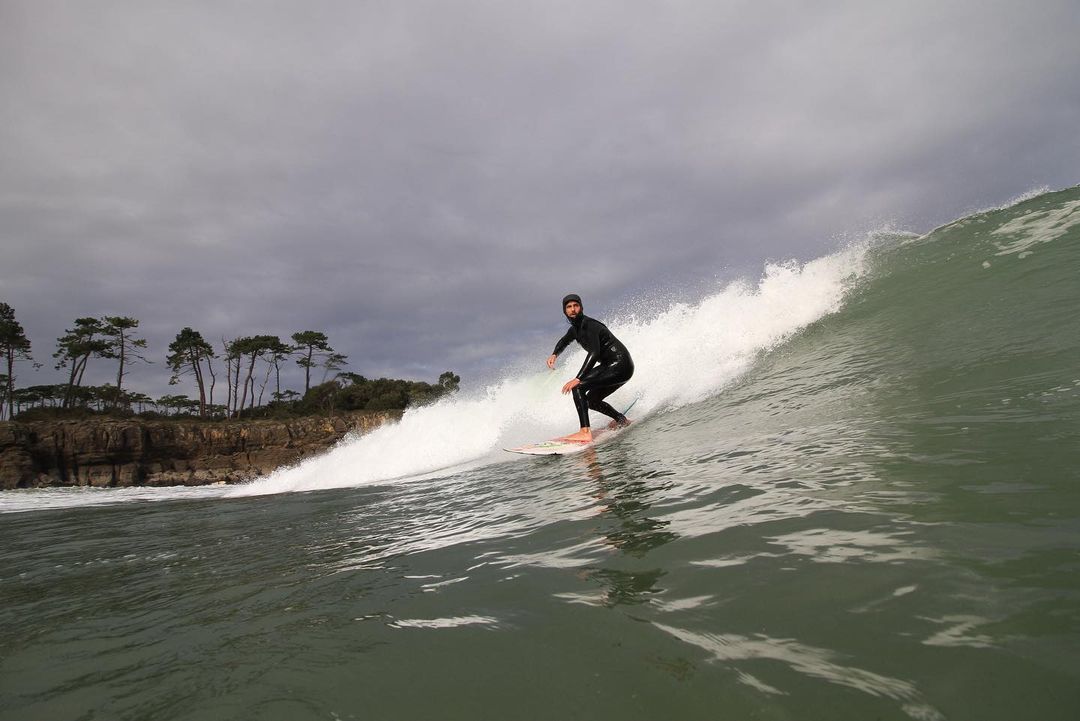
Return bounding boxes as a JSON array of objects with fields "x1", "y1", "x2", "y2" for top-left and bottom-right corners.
[{"x1": 559, "y1": 429, "x2": 593, "y2": 443}]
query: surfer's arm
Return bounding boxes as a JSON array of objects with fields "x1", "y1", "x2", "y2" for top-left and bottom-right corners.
[{"x1": 552, "y1": 328, "x2": 575, "y2": 357}]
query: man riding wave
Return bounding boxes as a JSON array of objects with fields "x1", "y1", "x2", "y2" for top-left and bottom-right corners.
[{"x1": 546, "y1": 293, "x2": 634, "y2": 443}]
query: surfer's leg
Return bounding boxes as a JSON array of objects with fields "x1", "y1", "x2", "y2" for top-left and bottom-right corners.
[
  {"x1": 579, "y1": 356, "x2": 634, "y2": 425},
  {"x1": 571, "y1": 385, "x2": 591, "y2": 428},
  {"x1": 563, "y1": 357, "x2": 633, "y2": 442},
  {"x1": 557, "y1": 386, "x2": 594, "y2": 442},
  {"x1": 585, "y1": 382, "x2": 628, "y2": 422}
]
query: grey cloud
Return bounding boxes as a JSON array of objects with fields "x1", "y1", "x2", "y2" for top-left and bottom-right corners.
[{"x1": 2, "y1": 0, "x2": 1078, "y2": 397}]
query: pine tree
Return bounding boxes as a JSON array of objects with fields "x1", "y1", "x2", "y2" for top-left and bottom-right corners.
[
  {"x1": 0, "y1": 303, "x2": 33, "y2": 420},
  {"x1": 103, "y1": 316, "x2": 149, "y2": 404},
  {"x1": 54, "y1": 317, "x2": 111, "y2": 408},
  {"x1": 291, "y1": 330, "x2": 334, "y2": 394},
  {"x1": 167, "y1": 328, "x2": 216, "y2": 418}
]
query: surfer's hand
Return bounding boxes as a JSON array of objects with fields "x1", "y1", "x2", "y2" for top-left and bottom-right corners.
[
  {"x1": 561, "y1": 378, "x2": 581, "y2": 394},
  {"x1": 546, "y1": 354, "x2": 557, "y2": 369}
]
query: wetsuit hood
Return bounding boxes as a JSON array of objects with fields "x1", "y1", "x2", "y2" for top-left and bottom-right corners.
[{"x1": 562, "y1": 293, "x2": 584, "y2": 327}]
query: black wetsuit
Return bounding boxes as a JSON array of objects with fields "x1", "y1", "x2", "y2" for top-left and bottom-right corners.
[{"x1": 553, "y1": 314, "x2": 634, "y2": 428}]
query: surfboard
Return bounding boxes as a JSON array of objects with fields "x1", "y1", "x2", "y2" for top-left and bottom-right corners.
[
  {"x1": 504, "y1": 430, "x2": 612, "y2": 456},
  {"x1": 504, "y1": 399, "x2": 637, "y2": 456}
]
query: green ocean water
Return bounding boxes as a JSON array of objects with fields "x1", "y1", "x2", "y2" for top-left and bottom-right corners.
[{"x1": 2, "y1": 188, "x2": 1079, "y2": 720}]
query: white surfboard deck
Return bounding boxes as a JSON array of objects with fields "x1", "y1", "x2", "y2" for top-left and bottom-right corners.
[
  {"x1": 505, "y1": 399, "x2": 637, "y2": 456},
  {"x1": 505, "y1": 429, "x2": 615, "y2": 456}
]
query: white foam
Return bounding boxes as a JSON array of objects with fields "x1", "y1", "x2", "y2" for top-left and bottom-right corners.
[
  {"x1": 990, "y1": 198, "x2": 1080, "y2": 256},
  {"x1": 229, "y1": 243, "x2": 869, "y2": 497},
  {"x1": 0, "y1": 485, "x2": 229, "y2": 514}
]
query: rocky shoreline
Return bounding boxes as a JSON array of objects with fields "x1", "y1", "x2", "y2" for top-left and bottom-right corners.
[{"x1": 0, "y1": 412, "x2": 398, "y2": 490}]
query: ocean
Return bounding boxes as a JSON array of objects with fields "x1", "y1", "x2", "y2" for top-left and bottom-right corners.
[{"x1": 2, "y1": 187, "x2": 1078, "y2": 720}]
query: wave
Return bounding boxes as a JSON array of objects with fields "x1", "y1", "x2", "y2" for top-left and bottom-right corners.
[
  {"x1": 230, "y1": 242, "x2": 872, "y2": 496},
  {"x1": 232, "y1": 183, "x2": 1080, "y2": 497},
  {"x1": 7, "y1": 184, "x2": 1073, "y2": 512}
]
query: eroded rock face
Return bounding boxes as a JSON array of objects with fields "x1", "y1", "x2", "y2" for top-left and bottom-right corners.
[{"x1": 0, "y1": 413, "x2": 396, "y2": 490}]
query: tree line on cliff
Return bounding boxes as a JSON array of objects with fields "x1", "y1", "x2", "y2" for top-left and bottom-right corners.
[{"x1": 0, "y1": 302, "x2": 460, "y2": 421}]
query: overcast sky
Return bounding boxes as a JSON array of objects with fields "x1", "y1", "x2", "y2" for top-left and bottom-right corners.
[{"x1": 2, "y1": 0, "x2": 1079, "y2": 398}]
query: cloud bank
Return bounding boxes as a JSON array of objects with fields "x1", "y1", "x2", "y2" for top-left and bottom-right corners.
[{"x1": 2, "y1": 0, "x2": 1078, "y2": 396}]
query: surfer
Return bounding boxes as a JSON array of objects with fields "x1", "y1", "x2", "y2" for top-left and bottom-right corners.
[{"x1": 546, "y1": 293, "x2": 634, "y2": 443}]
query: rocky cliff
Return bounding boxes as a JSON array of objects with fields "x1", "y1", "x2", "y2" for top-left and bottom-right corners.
[{"x1": 0, "y1": 412, "x2": 397, "y2": 490}]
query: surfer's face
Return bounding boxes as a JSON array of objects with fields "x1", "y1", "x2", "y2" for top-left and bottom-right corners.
[{"x1": 564, "y1": 301, "x2": 582, "y2": 319}]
